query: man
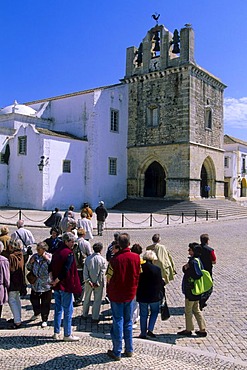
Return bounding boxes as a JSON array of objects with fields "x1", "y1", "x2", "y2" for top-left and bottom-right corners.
[
  {"x1": 107, "y1": 233, "x2": 140, "y2": 361},
  {"x1": 199, "y1": 233, "x2": 216, "y2": 310},
  {"x1": 64, "y1": 205, "x2": 75, "y2": 219},
  {"x1": 73, "y1": 228, "x2": 92, "y2": 307},
  {"x1": 59, "y1": 211, "x2": 74, "y2": 233},
  {"x1": 146, "y1": 234, "x2": 176, "y2": 285},
  {"x1": 95, "y1": 201, "x2": 108, "y2": 236},
  {"x1": 106, "y1": 232, "x2": 120, "y2": 261},
  {"x1": 77, "y1": 213, "x2": 93, "y2": 240},
  {"x1": 82, "y1": 242, "x2": 107, "y2": 322},
  {"x1": 50, "y1": 232, "x2": 82, "y2": 341},
  {"x1": 11, "y1": 220, "x2": 35, "y2": 264}
]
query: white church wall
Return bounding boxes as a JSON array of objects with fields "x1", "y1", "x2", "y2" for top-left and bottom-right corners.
[
  {"x1": 8, "y1": 125, "x2": 44, "y2": 209},
  {"x1": 41, "y1": 136, "x2": 86, "y2": 210},
  {"x1": 87, "y1": 85, "x2": 128, "y2": 209},
  {"x1": 0, "y1": 133, "x2": 9, "y2": 205}
]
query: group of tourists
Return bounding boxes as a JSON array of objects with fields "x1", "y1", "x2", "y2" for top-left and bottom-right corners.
[{"x1": 0, "y1": 203, "x2": 216, "y2": 360}]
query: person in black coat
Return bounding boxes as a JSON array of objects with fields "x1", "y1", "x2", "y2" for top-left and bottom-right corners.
[{"x1": 136, "y1": 250, "x2": 164, "y2": 339}]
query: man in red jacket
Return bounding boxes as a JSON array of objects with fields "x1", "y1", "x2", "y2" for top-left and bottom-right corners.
[
  {"x1": 107, "y1": 233, "x2": 140, "y2": 361},
  {"x1": 50, "y1": 232, "x2": 82, "y2": 341}
]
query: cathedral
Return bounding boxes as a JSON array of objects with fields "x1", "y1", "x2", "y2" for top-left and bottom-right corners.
[{"x1": 0, "y1": 23, "x2": 226, "y2": 210}]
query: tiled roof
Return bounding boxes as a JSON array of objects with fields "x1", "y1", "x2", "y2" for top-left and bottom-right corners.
[
  {"x1": 224, "y1": 134, "x2": 247, "y2": 146},
  {"x1": 36, "y1": 128, "x2": 85, "y2": 141}
]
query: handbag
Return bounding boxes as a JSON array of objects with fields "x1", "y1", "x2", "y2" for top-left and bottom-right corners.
[
  {"x1": 26, "y1": 270, "x2": 37, "y2": 284},
  {"x1": 161, "y1": 300, "x2": 170, "y2": 321},
  {"x1": 191, "y1": 258, "x2": 213, "y2": 295}
]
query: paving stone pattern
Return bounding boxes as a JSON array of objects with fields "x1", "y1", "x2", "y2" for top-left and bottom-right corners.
[{"x1": 0, "y1": 213, "x2": 246, "y2": 369}]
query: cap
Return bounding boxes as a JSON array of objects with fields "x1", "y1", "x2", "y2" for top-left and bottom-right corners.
[{"x1": 99, "y1": 201, "x2": 104, "y2": 205}]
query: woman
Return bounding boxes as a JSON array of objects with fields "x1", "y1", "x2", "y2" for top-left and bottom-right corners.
[
  {"x1": 0, "y1": 226, "x2": 11, "y2": 251},
  {"x1": 0, "y1": 241, "x2": 10, "y2": 319},
  {"x1": 177, "y1": 242, "x2": 207, "y2": 337},
  {"x1": 81, "y1": 203, "x2": 93, "y2": 220},
  {"x1": 136, "y1": 250, "x2": 165, "y2": 339},
  {"x1": 44, "y1": 227, "x2": 61, "y2": 254},
  {"x1": 7, "y1": 239, "x2": 25, "y2": 329},
  {"x1": 27, "y1": 241, "x2": 52, "y2": 328}
]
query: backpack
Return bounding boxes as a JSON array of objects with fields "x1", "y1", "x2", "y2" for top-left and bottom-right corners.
[{"x1": 73, "y1": 244, "x2": 87, "y2": 269}]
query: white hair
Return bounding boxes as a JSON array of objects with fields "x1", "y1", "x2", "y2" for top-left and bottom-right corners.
[{"x1": 143, "y1": 250, "x2": 158, "y2": 261}]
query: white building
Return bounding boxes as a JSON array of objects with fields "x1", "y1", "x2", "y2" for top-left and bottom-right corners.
[
  {"x1": 0, "y1": 84, "x2": 128, "y2": 210},
  {"x1": 224, "y1": 135, "x2": 247, "y2": 200}
]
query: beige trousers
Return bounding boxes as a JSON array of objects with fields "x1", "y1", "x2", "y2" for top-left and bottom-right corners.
[{"x1": 185, "y1": 298, "x2": 206, "y2": 331}]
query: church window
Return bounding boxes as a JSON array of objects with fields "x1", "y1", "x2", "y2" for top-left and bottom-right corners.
[
  {"x1": 205, "y1": 106, "x2": 212, "y2": 130},
  {"x1": 109, "y1": 157, "x2": 117, "y2": 175},
  {"x1": 110, "y1": 109, "x2": 119, "y2": 132},
  {"x1": 242, "y1": 156, "x2": 246, "y2": 173},
  {"x1": 18, "y1": 136, "x2": 27, "y2": 155},
  {"x1": 224, "y1": 156, "x2": 229, "y2": 168},
  {"x1": 63, "y1": 160, "x2": 71, "y2": 173},
  {"x1": 147, "y1": 105, "x2": 159, "y2": 127}
]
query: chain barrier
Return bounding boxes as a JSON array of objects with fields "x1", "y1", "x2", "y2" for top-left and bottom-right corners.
[
  {"x1": 123, "y1": 214, "x2": 150, "y2": 225},
  {"x1": 0, "y1": 212, "x2": 19, "y2": 220},
  {"x1": 21, "y1": 211, "x2": 48, "y2": 223},
  {"x1": 152, "y1": 215, "x2": 167, "y2": 224}
]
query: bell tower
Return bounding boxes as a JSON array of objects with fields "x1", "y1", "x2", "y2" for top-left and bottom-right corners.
[{"x1": 124, "y1": 23, "x2": 226, "y2": 200}]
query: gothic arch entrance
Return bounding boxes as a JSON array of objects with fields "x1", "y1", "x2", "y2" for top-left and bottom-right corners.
[
  {"x1": 241, "y1": 178, "x2": 247, "y2": 197},
  {"x1": 200, "y1": 157, "x2": 216, "y2": 198},
  {"x1": 144, "y1": 161, "x2": 166, "y2": 197}
]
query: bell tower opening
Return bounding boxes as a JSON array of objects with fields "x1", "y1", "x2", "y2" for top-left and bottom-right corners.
[{"x1": 144, "y1": 161, "x2": 166, "y2": 197}]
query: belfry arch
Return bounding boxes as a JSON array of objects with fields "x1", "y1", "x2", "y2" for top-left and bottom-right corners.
[
  {"x1": 142, "y1": 161, "x2": 166, "y2": 197},
  {"x1": 200, "y1": 156, "x2": 216, "y2": 198}
]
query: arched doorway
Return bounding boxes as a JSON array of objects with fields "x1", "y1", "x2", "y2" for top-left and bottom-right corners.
[
  {"x1": 200, "y1": 157, "x2": 216, "y2": 198},
  {"x1": 241, "y1": 178, "x2": 247, "y2": 197},
  {"x1": 144, "y1": 161, "x2": 166, "y2": 197},
  {"x1": 200, "y1": 165, "x2": 208, "y2": 197}
]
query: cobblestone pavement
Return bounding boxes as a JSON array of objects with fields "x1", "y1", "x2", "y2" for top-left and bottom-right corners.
[{"x1": 0, "y1": 213, "x2": 246, "y2": 369}]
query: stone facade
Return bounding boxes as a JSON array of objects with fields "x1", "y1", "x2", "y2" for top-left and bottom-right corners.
[{"x1": 124, "y1": 24, "x2": 226, "y2": 200}]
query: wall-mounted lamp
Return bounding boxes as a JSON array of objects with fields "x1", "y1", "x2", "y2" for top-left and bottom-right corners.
[{"x1": 38, "y1": 156, "x2": 49, "y2": 171}]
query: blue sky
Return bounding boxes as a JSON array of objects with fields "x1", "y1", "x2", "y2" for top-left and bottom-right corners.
[{"x1": 1, "y1": 0, "x2": 247, "y2": 140}]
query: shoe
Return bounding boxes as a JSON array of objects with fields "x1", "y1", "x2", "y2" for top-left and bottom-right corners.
[
  {"x1": 52, "y1": 333, "x2": 60, "y2": 340},
  {"x1": 91, "y1": 319, "x2": 99, "y2": 324},
  {"x1": 107, "y1": 350, "x2": 121, "y2": 361},
  {"x1": 30, "y1": 315, "x2": 39, "y2": 321},
  {"x1": 41, "y1": 322, "x2": 47, "y2": 328},
  {"x1": 147, "y1": 330, "x2": 156, "y2": 338},
  {"x1": 63, "y1": 335, "x2": 80, "y2": 342},
  {"x1": 195, "y1": 330, "x2": 207, "y2": 337},
  {"x1": 7, "y1": 318, "x2": 14, "y2": 323},
  {"x1": 10, "y1": 323, "x2": 22, "y2": 329},
  {"x1": 177, "y1": 330, "x2": 192, "y2": 336},
  {"x1": 124, "y1": 351, "x2": 133, "y2": 357},
  {"x1": 138, "y1": 334, "x2": 147, "y2": 339}
]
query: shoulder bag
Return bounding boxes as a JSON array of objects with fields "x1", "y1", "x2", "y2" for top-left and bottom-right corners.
[{"x1": 191, "y1": 258, "x2": 213, "y2": 295}]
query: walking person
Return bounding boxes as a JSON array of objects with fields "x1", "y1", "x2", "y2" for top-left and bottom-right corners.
[
  {"x1": 177, "y1": 242, "x2": 207, "y2": 337},
  {"x1": 95, "y1": 201, "x2": 108, "y2": 236},
  {"x1": 0, "y1": 241, "x2": 10, "y2": 321},
  {"x1": 50, "y1": 232, "x2": 82, "y2": 341},
  {"x1": 81, "y1": 203, "x2": 93, "y2": 220},
  {"x1": 27, "y1": 242, "x2": 52, "y2": 328},
  {"x1": 82, "y1": 242, "x2": 107, "y2": 323},
  {"x1": 106, "y1": 233, "x2": 140, "y2": 361},
  {"x1": 137, "y1": 250, "x2": 165, "y2": 339}
]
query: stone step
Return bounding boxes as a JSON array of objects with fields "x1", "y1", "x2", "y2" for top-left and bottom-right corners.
[{"x1": 113, "y1": 198, "x2": 247, "y2": 218}]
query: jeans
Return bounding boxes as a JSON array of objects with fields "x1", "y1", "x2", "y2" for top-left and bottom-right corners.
[
  {"x1": 54, "y1": 290, "x2": 73, "y2": 337},
  {"x1": 8, "y1": 291, "x2": 21, "y2": 324},
  {"x1": 139, "y1": 301, "x2": 160, "y2": 336},
  {"x1": 110, "y1": 300, "x2": 134, "y2": 357}
]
